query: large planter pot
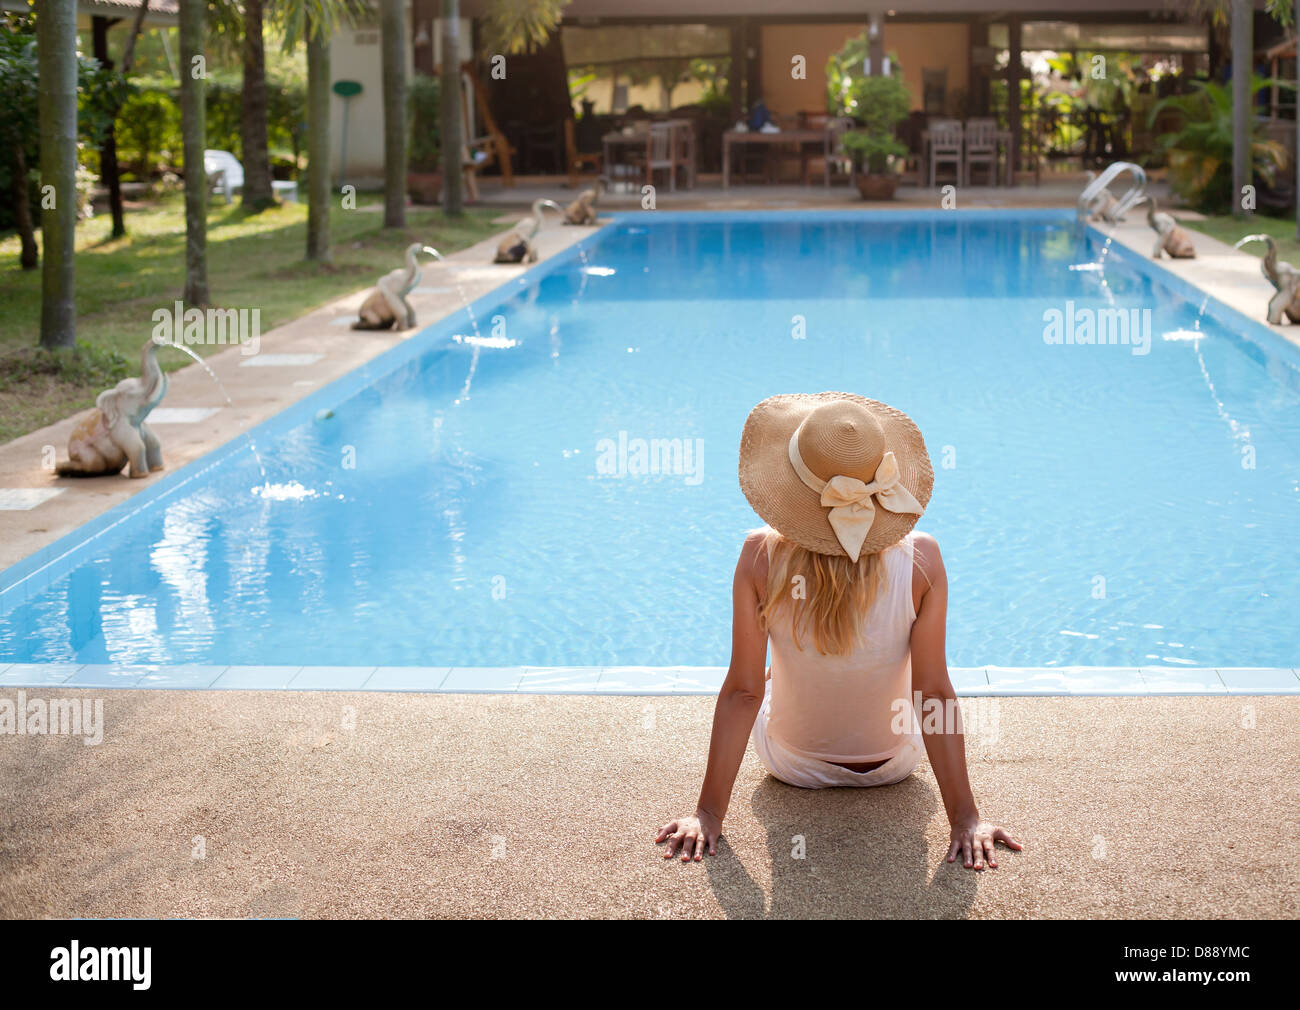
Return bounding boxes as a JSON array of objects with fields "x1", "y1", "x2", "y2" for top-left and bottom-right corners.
[
  {"x1": 855, "y1": 173, "x2": 897, "y2": 201},
  {"x1": 407, "y1": 170, "x2": 442, "y2": 205}
]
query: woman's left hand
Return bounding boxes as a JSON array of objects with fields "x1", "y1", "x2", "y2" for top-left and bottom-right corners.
[{"x1": 947, "y1": 819, "x2": 1022, "y2": 870}]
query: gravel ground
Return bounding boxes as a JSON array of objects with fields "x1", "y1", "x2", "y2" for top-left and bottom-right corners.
[{"x1": 1, "y1": 690, "x2": 1296, "y2": 919}]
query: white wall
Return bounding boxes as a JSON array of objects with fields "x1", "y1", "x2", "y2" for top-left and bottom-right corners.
[{"x1": 329, "y1": 11, "x2": 473, "y2": 184}]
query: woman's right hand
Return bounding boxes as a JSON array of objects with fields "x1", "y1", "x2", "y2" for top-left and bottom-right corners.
[{"x1": 655, "y1": 808, "x2": 722, "y2": 861}]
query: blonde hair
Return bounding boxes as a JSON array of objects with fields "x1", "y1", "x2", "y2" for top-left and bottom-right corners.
[{"x1": 757, "y1": 527, "x2": 887, "y2": 656}]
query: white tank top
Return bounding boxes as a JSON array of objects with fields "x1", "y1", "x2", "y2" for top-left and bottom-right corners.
[{"x1": 765, "y1": 532, "x2": 918, "y2": 763}]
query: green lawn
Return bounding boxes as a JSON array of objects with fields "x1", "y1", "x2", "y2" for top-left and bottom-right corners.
[
  {"x1": 0, "y1": 195, "x2": 501, "y2": 443},
  {"x1": 1181, "y1": 213, "x2": 1300, "y2": 263}
]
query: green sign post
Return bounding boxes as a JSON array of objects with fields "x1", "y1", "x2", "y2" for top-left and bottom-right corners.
[{"x1": 333, "y1": 80, "x2": 363, "y2": 186}]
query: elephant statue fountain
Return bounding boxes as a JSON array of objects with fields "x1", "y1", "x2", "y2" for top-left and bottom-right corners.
[
  {"x1": 1143, "y1": 197, "x2": 1196, "y2": 259},
  {"x1": 494, "y1": 199, "x2": 563, "y2": 265},
  {"x1": 353, "y1": 243, "x2": 436, "y2": 330},
  {"x1": 57, "y1": 339, "x2": 168, "y2": 478},
  {"x1": 1082, "y1": 172, "x2": 1123, "y2": 223},
  {"x1": 563, "y1": 180, "x2": 604, "y2": 226},
  {"x1": 1236, "y1": 234, "x2": 1300, "y2": 324}
]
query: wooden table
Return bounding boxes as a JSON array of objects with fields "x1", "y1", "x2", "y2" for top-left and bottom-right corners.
[
  {"x1": 601, "y1": 121, "x2": 695, "y2": 190},
  {"x1": 602, "y1": 131, "x2": 651, "y2": 189},
  {"x1": 722, "y1": 129, "x2": 834, "y2": 188}
]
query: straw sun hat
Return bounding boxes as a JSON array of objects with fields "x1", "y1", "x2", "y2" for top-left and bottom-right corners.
[{"x1": 738, "y1": 392, "x2": 934, "y2": 561}]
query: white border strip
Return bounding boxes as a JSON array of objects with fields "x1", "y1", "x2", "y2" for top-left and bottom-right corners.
[{"x1": 0, "y1": 664, "x2": 1296, "y2": 695}]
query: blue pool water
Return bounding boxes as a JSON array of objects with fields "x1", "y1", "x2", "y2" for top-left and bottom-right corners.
[{"x1": 3, "y1": 210, "x2": 1299, "y2": 670}]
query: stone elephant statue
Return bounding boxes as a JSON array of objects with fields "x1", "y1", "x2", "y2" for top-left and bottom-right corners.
[{"x1": 57, "y1": 339, "x2": 168, "y2": 478}]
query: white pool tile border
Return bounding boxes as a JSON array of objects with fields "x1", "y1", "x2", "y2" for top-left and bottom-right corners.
[
  {"x1": 0, "y1": 489, "x2": 65, "y2": 511},
  {"x1": 238, "y1": 353, "x2": 323, "y2": 368},
  {"x1": 148, "y1": 407, "x2": 222, "y2": 425},
  {"x1": 0, "y1": 664, "x2": 1297, "y2": 695}
]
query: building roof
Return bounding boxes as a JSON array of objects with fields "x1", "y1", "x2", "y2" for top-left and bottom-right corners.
[
  {"x1": 1, "y1": 0, "x2": 179, "y2": 26},
  {"x1": 463, "y1": 0, "x2": 1203, "y2": 18},
  {"x1": 1265, "y1": 35, "x2": 1297, "y2": 61}
]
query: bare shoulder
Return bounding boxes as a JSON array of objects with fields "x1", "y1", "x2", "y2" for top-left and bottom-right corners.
[
  {"x1": 911, "y1": 530, "x2": 943, "y2": 562},
  {"x1": 738, "y1": 528, "x2": 771, "y2": 593},
  {"x1": 910, "y1": 530, "x2": 946, "y2": 592}
]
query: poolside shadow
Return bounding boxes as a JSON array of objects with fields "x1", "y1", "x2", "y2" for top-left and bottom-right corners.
[{"x1": 705, "y1": 771, "x2": 977, "y2": 919}]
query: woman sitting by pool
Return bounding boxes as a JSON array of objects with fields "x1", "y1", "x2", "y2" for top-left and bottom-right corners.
[{"x1": 656, "y1": 392, "x2": 1021, "y2": 871}]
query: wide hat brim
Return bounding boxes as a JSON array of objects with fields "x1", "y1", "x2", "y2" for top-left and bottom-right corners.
[{"x1": 738, "y1": 392, "x2": 934, "y2": 557}]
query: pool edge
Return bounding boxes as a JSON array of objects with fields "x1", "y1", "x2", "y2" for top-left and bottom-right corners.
[{"x1": 1, "y1": 664, "x2": 1297, "y2": 696}]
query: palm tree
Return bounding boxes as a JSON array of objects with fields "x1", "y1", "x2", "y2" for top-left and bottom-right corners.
[
  {"x1": 36, "y1": 0, "x2": 78, "y2": 348},
  {"x1": 179, "y1": 0, "x2": 209, "y2": 305},
  {"x1": 281, "y1": 0, "x2": 363, "y2": 261},
  {"x1": 305, "y1": 17, "x2": 331, "y2": 261},
  {"x1": 381, "y1": 0, "x2": 406, "y2": 228},
  {"x1": 1230, "y1": 0, "x2": 1251, "y2": 218},
  {"x1": 241, "y1": 0, "x2": 276, "y2": 210},
  {"x1": 440, "y1": 0, "x2": 463, "y2": 217}
]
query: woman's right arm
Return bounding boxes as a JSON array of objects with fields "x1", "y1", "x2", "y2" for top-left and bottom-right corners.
[{"x1": 655, "y1": 532, "x2": 769, "y2": 861}]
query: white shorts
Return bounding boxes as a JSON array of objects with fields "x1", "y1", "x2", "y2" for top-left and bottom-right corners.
[{"x1": 750, "y1": 680, "x2": 925, "y2": 789}]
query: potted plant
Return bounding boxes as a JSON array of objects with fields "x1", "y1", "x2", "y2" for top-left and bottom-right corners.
[
  {"x1": 839, "y1": 74, "x2": 912, "y2": 200},
  {"x1": 407, "y1": 75, "x2": 442, "y2": 204}
]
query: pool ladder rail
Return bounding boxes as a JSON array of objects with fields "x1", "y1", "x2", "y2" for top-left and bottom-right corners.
[{"x1": 1077, "y1": 162, "x2": 1148, "y2": 224}]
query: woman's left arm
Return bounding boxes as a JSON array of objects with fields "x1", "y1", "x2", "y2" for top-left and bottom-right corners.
[{"x1": 909, "y1": 533, "x2": 1023, "y2": 871}]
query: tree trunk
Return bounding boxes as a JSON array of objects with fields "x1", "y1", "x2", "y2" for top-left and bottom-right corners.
[
  {"x1": 12, "y1": 146, "x2": 38, "y2": 270},
  {"x1": 440, "y1": 1, "x2": 463, "y2": 217},
  {"x1": 37, "y1": 0, "x2": 78, "y2": 348},
  {"x1": 306, "y1": 20, "x2": 332, "y2": 261},
  {"x1": 121, "y1": 1, "x2": 149, "y2": 73},
  {"x1": 241, "y1": 0, "x2": 276, "y2": 211},
  {"x1": 381, "y1": 0, "x2": 408, "y2": 228},
  {"x1": 179, "y1": 0, "x2": 209, "y2": 305},
  {"x1": 92, "y1": 16, "x2": 127, "y2": 239},
  {"x1": 1231, "y1": 0, "x2": 1251, "y2": 219},
  {"x1": 98, "y1": 2, "x2": 150, "y2": 240}
]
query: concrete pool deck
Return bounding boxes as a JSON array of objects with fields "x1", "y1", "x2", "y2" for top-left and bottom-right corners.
[{"x1": 0, "y1": 690, "x2": 1295, "y2": 918}]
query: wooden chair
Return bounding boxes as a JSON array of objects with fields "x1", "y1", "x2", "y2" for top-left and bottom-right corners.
[
  {"x1": 668, "y1": 119, "x2": 696, "y2": 189},
  {"x1": 927, "y1": 119, "x2": 963, "y2": 187},
  {"x1": 964, "y1": 117, "x2": 998, "y2": 186},
  {"x1": 637, "y1": 123, "x2": 675, "y2": 191},
  {"x1": 459, "y1": 61, "x2": 514, "y2": 200},
  {"x1": 564, "y1": 118, "x2": 601, "y2": 187}
]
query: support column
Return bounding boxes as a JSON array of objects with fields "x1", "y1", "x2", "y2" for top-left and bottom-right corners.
[
  {"x1": 968, "y1": 18, "x2": 989, "y2": 116},
  {"x1": 730, "y1": 18, "x2": 746, "y2": 121},
  {"x1": 413, "y1": 0, "x2": 436, "y2": 76},
  {"x1": 1008, "y1": 17, "x2": 1022, "y2": 176},
  {"x1": 745, "y1": 19, "x2": 762, "y2": 108},
  {"x1": 868, "y1": 10, "x2": 884, "y2": 77}
]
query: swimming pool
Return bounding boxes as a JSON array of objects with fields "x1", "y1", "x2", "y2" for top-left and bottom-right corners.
[{"x1": 2, "y1": 210, "x2": 1299, "y2": 689}]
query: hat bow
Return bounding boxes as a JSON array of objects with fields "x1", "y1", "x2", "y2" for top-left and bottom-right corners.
[{"x1": 788, "y1": 431, "x2": 924, "y2": 562}]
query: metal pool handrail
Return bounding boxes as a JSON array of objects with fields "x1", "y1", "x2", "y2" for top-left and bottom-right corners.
[{"x1": 1078, "y1": 162, "x2": 1147, "y2": 222}]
